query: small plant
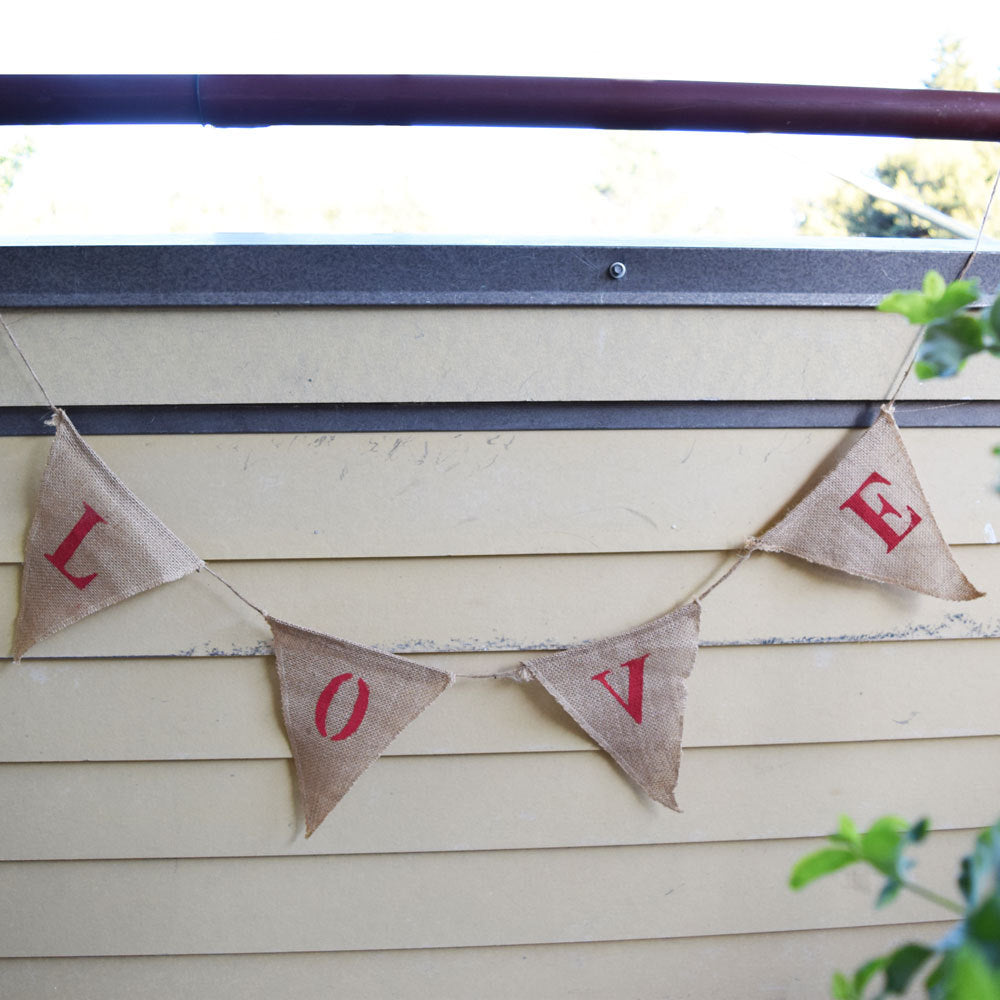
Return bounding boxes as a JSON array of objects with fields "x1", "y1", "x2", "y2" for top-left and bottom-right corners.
[
  {"x1": 790, "y1": 815, "x2": 1000, "y2": 998},
  {"x1": 878, "y1": 270, "x2": 1000, "y2": 380},
  {"x1": 879, "y1": 270, "x2": 1000, "y2": 490}
]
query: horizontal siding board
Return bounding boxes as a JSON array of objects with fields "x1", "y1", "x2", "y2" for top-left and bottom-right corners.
[
  {"x1": 3, "y1": 426, "x2": 1000, "y2": 561},
  {"x1": 3, "y1": 547, "x2": 997, "y2": 659},
  {"x1": 0, "y1": 832, "x2": 961, "y2": 956},
  {"x1": 2, "y1": 306, "x2": 999, "y2": 406},
  {"x1": 3, "y1": 639, "x2": 1000, "y2": 762},
  {"x1": 2, "y1": 738, "x2": 997, "y2": 860},
  {"x1": 0, "y1": 921, "x2": 953, "y2": 1000}
]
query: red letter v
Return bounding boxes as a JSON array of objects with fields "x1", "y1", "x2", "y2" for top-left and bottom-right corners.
[{"x1": 592, "y1": 654, "x2": 648, "y2": 724}]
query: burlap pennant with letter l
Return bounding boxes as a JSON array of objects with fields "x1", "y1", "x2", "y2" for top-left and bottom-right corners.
[
  {"x1": 267, "y1": 617, "x2": 454, "y2": 836},
  {"x1": 13, "y1": 409, "x2": 203, "y2": 661},
  {"x1": 523, "y1": 601, "x2": 701, "y2": 811},
  {"x1": 758, "y1": 409, "x2": 982, "y2": 601}
]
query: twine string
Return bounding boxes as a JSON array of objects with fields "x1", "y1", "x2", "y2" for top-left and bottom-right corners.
[
  {"x1": 1, "y1": 314, "x2": 272, "y2": 627},
  {"x1": 462, "y1": 537, "x2": 764, "y2": 680},
  {"x1": 200, "y1": 564, "x2": 268, "y2": 619},
  {"x1": 201, "y1": 562, "x2": 528, "y2": 679},
  {"x1": 458, "y1": 664, "x2": 533, "y2": 682},
  {"x1": 1, "y1": 313, "x2": 59, "y2": 412},
  {"x1": 695, "y1": 538, "x2": 760, "y2": 604},
  {"x1": 955, "y1": 164, "x2": 1000, "y2": 285},
  {"x1": 885, "y1": 158, "x2": 1000, "y2": 410}
]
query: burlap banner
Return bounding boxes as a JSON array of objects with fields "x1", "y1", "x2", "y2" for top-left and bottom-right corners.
[
  {"x1": 267, "y1": 617, "x2": 454, "y2": 835},
  {"x1": 13, "y1": 409, "x2": 203, "y2": 661},
  {"x1": 7, "y1": 399, "x2": 986, "y2": 829},
  {"x1": 758, "y1": 409, "x2": 982, "y2": 601},
  {"x1": 523, "y1": 602, "x2": 701, "y2": 811}
]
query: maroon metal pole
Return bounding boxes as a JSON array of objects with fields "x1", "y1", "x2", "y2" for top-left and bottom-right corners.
[{"x1": 2, "y1": 75, "x2": 1000, "y2": 141}]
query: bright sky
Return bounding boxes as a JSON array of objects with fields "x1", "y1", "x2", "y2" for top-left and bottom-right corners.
[
  {"x1": 2, "y1": 0, "x2": 999, "y2": 239},
  {"x1": 6, "y1": 0, "x2": 999, "y2": 83}
]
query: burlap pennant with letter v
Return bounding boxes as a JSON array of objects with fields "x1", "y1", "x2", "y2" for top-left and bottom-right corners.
[
  {"x1": 523, "y1": 601, "x2": 701, "y2": 810},
  {"x1": 13, "y1": 409, "x2": 203, "y2": 661},
  {"x1": 758, "y1": 408, "x2": 982, "y2": 601},
  {"x1": 267, "y1": 617, "x2": 454, "y2": 835}
]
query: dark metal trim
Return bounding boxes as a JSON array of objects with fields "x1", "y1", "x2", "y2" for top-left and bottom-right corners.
[
  {"x1": 3, "y1": 75, "x2": 1000, "y2": 141},
  {"x1": 2, "y1": 243, "x2": 999, "y2": 308},
  {"x1": 3, "y1": 401, "x2": 998, "y2": 436}
]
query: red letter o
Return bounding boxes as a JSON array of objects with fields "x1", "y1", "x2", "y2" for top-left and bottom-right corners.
[{"x1": 314, "y1": 673, "x2": 370, "y2": 741}]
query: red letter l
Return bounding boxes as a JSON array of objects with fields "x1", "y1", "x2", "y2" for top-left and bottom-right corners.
[{"x1": 44, "y1": 502, "x2": 106, "y2": 590}]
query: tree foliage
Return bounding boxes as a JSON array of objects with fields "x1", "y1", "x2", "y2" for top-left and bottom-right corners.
[
  {"x1": 801, "y1": 39, "x2": 1000, "y2": 240},
  {"x1": 0, "y1": 140, "x2": 33, "y2": 197}
]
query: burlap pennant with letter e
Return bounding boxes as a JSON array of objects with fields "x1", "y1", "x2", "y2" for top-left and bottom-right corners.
[
  {"x1": 523, "y1": 601, "x2": 701, "y2": 810},
  {"x1": 267, "y1": 617, "x2": 454, "y2": 835},
  {"x1": 758, "y1": 409, "x2": 981, "y2": 601},
  {"x1": 13, "y1": 409, "x2": 203, "y2": 661}
]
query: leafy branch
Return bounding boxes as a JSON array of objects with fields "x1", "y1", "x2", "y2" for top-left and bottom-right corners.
[
  {"x1": 878, "y1": 270, "x2": 1000, "y2": 379},
  {"x1": 790, "y1": 816, "x2": 1000, "y2": 999}
]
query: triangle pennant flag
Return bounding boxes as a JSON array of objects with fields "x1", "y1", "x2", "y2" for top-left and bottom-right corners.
[
  {"x1": 523, "y1": 602, "x2": 701, "y2": 811},
  {"x1": 267, "y1": 617, "x2": 454, "y2": 835},
  {"x1": 13, "y1": 410, "x2": 203, "y2": 661},
  {"x1": 758, "y1": 409, "x2": 982, "y2": 601}
]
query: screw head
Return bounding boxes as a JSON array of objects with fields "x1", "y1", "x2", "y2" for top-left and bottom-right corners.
[{"x1": 608, "y1": 261, "x2": 627, "y2": 280}]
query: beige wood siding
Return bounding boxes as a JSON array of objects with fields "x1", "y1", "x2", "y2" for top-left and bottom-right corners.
[
  {"x1": 0, "y1": 922, "x2": 955, "y2": 1000},
  {"x1": 2, "y1": 299, "x2": 995, "y2": 998},
  {"x1": 1, "y1": 306, "x2": 999, "y2": 404},
  {"x1": 3, "y1": 427, "x2": 1000, "y2": 560}
]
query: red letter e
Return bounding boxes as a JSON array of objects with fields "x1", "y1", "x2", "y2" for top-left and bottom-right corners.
[{"x1": 840, "y1": 472, "x2": 921, "y2": 554}]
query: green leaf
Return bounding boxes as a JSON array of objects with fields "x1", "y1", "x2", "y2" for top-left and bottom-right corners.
[
  {"x1": 913, "y1": 343, "x2": 961, "y2": 380},
  {"x1": 976, "y1": 819, "x2": 1000, "y2": 871},
  {"x1": 929, "y1": 278, "x2": 980, "y2": 319},
  {"x1": 790, "y1": 847, "x2": 858, "y2": 889},
  {"x1": 831, "y1": 815, "x2": 862, "y2": 849},
  {"x1": 878, "y1": 274, "x2": 979, "y2": 327},
  {"x1": 854, "y1": 955, "x2": 890, "y2": 996},
  {"x1": 832, "y1": 970, "x2": 856, "y2": 1000},
  {"x1": 960, "y1": 854, "x2": 979, "y2": 905},
  {"x1": 958, "y1": 841, "x2": 995, "y2": 906},
  {"x1": 926, "y1": 951, "x2": 951, "y2": 1000},
  {"x1": 947, "y1": 942, "x2": 1000, "y2": 1000},
  {"x1": 883, "y1": 943, "x2": 934, "y2": 993},
  {"x1": 878, "y1": 290, "x2": 936, "y2": 324},
  {"x1": 936, "y1": 315, "x2": 985, "y2": 349},
  {"x1": 916, "y1": 315, "x2": 987, "y2": 378},
  {"x1": 966, "y1": 896, "x2": 1000, "y2": 967},
  {"x1": 959, "y1": 820, "x2": 1000, "y2": 905},
  {"x1": 908, "y1": 818, "x2": 930, "y2": 844},
  {"x1": 989, "y1": 296, "x2": 1000, "y2": 336},
  {"x1": 923, "y1": 270, "x2": 947, "y2": 300},
  {"x1": 877, "y1": 877, "x2": 903, "y2": 909},
  {"x1": 860, "y1": 816, "x2": 909, "y2": 877}
]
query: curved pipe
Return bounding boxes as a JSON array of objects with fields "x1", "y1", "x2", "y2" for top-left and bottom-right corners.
[{"x1": 1, "y1": 74, "x2": 1000, "y2": 140}]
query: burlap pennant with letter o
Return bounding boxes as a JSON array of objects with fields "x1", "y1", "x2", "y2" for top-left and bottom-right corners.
[
  {"x1": 523, "y1": 601, "x2": 701, "y2": 810},
  {"x1": 13, "y1": 409, "x2": 203, "y2": 660},
  {"x1": 758, "y1": 409, "x2": 982, "y2": 601},
  {"x1": 267, "y1": 617, "x2": 453, "y2": 835}
]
